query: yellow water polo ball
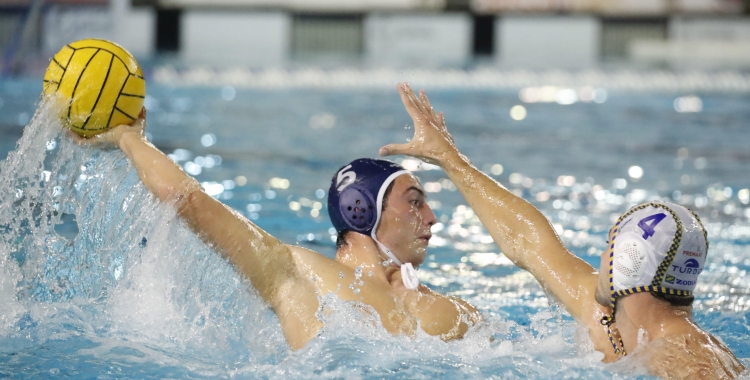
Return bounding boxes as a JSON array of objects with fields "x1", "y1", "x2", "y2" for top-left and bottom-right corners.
[{"x1": 43, "y1": 39, "x2": 146, "y2": 137}]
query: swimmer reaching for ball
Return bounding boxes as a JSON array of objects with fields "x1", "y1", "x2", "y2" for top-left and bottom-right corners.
[
  {"x1": 74, "y1": 84, "x2": 743, "y2": 378},
  {"x1": 71, "y1": 103, "x2": 482, "y2": 350}
]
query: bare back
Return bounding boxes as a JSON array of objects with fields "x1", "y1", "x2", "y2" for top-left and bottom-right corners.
[{"x1": 642, "y1": 330, "x2": 744, "y2": 379}]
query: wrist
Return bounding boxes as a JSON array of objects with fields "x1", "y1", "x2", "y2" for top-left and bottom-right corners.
[
  {"x1": 118, "y1": 129, "x2": 144, "y2": 153},
  {"x1": 435, "y1": 149, "x2": 469, "y2": 171}
]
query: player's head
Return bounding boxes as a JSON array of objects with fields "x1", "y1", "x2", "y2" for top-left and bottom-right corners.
[
  {"x1": 327, "y1": 158, "x2": 435, "y2": 266},
  {"x1": 595, "y1": 202, "x2": 708, "y2": 310},
  {"x1": 595, "y1": 201, "x2": 708, "y2": 355}
]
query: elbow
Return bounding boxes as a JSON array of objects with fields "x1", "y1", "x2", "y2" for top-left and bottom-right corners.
[{"x1": 152, "y1": 181, "x2": 175, "y2": 202}]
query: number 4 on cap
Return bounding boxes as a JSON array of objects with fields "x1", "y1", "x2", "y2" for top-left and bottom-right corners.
[{"x1": 638, "y1": 213, "x2": 667, "y2": 240}]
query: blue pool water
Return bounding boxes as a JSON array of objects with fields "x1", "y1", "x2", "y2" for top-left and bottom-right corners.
[{"x1": 1, "y1": 70, "x2": 749, "y2": 378}]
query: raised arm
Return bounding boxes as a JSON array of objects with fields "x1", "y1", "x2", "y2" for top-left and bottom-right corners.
[
  {"x1": 72, "y1": 110, "x2": 322, "y2": 349},
  {"x1": 379, "y1": 84, "x2": 600, "y2": 321}
]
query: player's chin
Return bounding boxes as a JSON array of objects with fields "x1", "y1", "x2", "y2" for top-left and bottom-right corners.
[
  {"x1": 412, "y1": 245, "x2": 428, "y2": 263},
  {"x1": 415, "y1": 238, "x2": 430, "y2": 252}
]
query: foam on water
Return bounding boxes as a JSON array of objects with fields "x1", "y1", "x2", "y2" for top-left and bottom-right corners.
[{"x1": 0, "y1": 101, "x2": 291, "y2": 377}]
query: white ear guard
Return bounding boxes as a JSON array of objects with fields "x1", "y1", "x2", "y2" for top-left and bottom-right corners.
[{"x1": 612, "y1": 233, "x2": 649, "y2": 290}]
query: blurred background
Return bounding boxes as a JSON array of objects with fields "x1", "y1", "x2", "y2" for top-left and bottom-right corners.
[{"x1": 1, "y1": 0, "x2": 749, "y2": 73}]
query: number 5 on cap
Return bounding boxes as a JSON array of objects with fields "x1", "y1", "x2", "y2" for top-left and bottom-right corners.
[{"x1": 337, "y1": 165, "x2": 356, "y2": 191}]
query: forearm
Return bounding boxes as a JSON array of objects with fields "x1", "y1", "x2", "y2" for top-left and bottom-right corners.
[
  {"x1": 117, "y1": 131, "x2": 297, "y2": 303},
  {"x1": 439, "y1": 152, "x2": 560, "y2": 269},
  {"x1": 439, "y1": 152, "x2": 599, "y2": 319},
  {"x1": 118, "y1": 131, "x2": 200, "y2": 203}
]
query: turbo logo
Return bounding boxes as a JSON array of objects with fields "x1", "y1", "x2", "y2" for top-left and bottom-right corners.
[{"x1": 671, "y1": 258, "x2": 703, "y2": 275}]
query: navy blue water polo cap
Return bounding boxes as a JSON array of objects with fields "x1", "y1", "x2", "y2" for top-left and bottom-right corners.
[{"x1": 328, "y1": 158, "x2": 409, "y2": 236}]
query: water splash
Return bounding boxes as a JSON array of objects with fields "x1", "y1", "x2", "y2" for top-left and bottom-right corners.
[
  {"x1": 0, "y1": 101, "x2": 288, "y2": 376},
  {"x1": 1, "y1": 96, "x2": 734, "y2": 379}
]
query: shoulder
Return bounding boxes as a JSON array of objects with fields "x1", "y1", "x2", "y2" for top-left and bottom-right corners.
[
  {"x1": 284, "y1": 245, "x2": 392, "y2": 297},
  {"x1": 644, "y1": 331, "x2": 744, "y2": 379},
  {"x1": 286, "y1": 244, "x2": 343, "y2": 277},
  {"x1": 286, "y1": 244, "x2": 327, "y2": 262}
]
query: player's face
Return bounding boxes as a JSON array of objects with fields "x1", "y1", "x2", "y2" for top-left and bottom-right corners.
[
  {"x1": 375, "y1": 174, "x2": 436, "y2": 266},
  {"x1": 595, "y1": 225, "x2": 617, "y2": 307}
]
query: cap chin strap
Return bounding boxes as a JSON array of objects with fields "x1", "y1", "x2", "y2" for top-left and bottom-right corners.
[
  {"x1": 604, "y1": 230, "x2": 627, "y2": 357},
  {"x1": 373, "y1": 239, "x2": 420, "y2": 290},
  {"x1": 370, "y1": 169, "x2": 420, "y2": 290},
  {"x1": 600, "y1": 312, "x2": 626, "y2": 356}
]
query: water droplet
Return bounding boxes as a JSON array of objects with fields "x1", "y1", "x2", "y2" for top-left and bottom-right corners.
[
  {"x1": 221, "y1": 86, "x2": 236, "y2": 101},
  {"x1": 200, "y1": 134, "x2": 216, "y2": 147}
]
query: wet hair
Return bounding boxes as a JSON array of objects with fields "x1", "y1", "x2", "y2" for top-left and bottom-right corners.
[
  {"x1": 335, "y1": 181, "x2": 396, "y2": 249},
  {"x1": 651, "y1": 291, "x2": 694, "y2": 307}
]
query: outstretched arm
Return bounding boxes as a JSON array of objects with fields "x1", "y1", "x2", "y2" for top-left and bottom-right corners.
[
  {"x1": 72, "y1": 110, "x2": 322, "y2": 349},
  {"x1": 380, "y1": 84, "x2": 601, "y2": 321}
]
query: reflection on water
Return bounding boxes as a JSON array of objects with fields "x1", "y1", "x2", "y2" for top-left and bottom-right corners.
[{"x1": 0, "y1": 77, "x2": 749, "y2": 378}]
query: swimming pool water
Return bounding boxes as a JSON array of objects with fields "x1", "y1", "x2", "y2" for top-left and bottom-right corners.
[{"x1": 0, "y1": 72, "x2": 749, "y2": 379}]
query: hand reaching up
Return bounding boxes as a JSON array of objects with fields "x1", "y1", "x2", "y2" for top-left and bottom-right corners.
[{"x1": 379, "y1": 83, "x2": 460, "y2": 167}]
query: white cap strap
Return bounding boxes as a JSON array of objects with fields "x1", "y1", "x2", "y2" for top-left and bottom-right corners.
[
  {"x1": 371, "y1": 169, "x2": 420, "y2": 290},
  {"x1": 374, "y1": 240, "x2": 420, "y2": 290}
]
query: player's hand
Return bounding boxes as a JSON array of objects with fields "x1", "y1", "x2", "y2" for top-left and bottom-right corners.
[
  {"x1": 68, "y1": 107, "x2": 146, "y2": 149},
  {"x1": 379, "y1": 83, "x2": 459, "y2": 167}
]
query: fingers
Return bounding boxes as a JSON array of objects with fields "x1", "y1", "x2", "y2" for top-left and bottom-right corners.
[
  {"x1": 411, "y1": 88, "x2": 430, "y2": 116},
  {"x1": 398, "y1": 83, "x2": 422, "y2": 118},
  {"x1": 139, "y1": 107, "x2": 146, "y2": 119},
  {"x1": 420, "y1": 91, "x2": 437, "y2": 119},
  {"x1": 404, "y1": 84, "x2": 431, "y2": 117},
  {"x1": 398, "y1": 83, "x2": 440, "y2": 125},
  {"x1": 379, "y1": 143, "x2": 409, "y2": 157},
  {"x1": 400, "y1": 83, "x2": 430, "y2": 119},
  {"x1": 66, "y1": 129, "x2": 86, "y2": 145}
]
